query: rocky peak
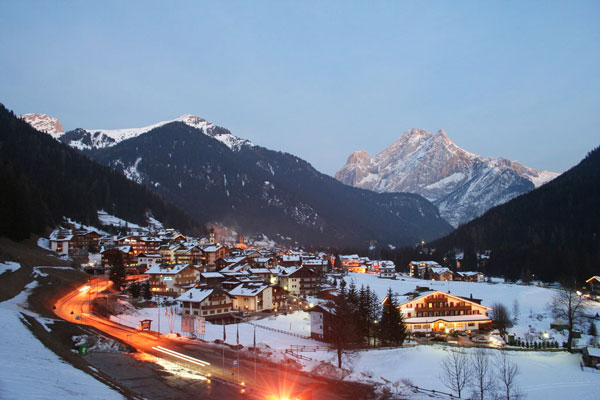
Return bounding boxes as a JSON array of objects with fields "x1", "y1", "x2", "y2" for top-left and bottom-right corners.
[
  {"x1": 335, "y1": 128, "x2": 560, "y2": 227},
  {"x1": 19, "y1": 113, "x2": 64, "y2": 137}
]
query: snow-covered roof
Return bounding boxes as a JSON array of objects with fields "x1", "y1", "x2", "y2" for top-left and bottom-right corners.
[
  {"x1": 400, "y1": 290, "x2": 491, "y2": 310},
  {"x1": 136, "y1": 253, "x2": 162, "y2": 258},
  {"x1": 405, "y1": 315, "x2": 492, "y2": 324},
  {"x1": 203, "y1": 245, "x2": 223, "y2": 252},
  {"x1": 411, "y1": 260, "x2": 441, "y2": 266},
  {"x1": 281, "y1": 255, "x2": 300, "y2": 262},
  {"x1": 430, "y1": 267, "x2": 451, "y2": 274},
  {"x1": 457, "y1": 271, "x2": 482, "y2": 277},
  {"x1": 49, "y1": 229, "x2": 73, "y2": 241},
  {"x1": 303, "y1": 259, "x2": 327, "y2": 265},
  {"x1": 254, "y1": 257, "x2": 271, "y2": 263},
  {"x1": 228, "y1": 282, "x2": 269, "y2": 297},
  {"x1": 278, "y1": 266, "x2": 300, "y2": 277},
  {"x1": 586, "y1": 346, "x2": 600, "y2": 358},
  {"x1": 248, "y1": 268, "x2": 272, "y2": 274},
  {"x1": 201, "y1": 272, "x2": 225, "y2": 279},
  {"x1": 146, "y1": 264, "x2": 195, "y2": 275},
  {"x1": 175, "y1": 288, "x2": 213, "y2": 303}
]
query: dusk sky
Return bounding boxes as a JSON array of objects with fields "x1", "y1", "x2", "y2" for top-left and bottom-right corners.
[{"x1": 1, "y1": 1, "x2": 599, "y2": 175}]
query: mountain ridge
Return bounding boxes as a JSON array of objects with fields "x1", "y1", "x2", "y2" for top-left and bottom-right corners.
[{"x1": 335, "y1": 129, "x2": 559, "y2": 226}]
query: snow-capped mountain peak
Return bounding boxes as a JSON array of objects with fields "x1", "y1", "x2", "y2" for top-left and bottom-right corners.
[
  {"x1": 23, "y1": 113, "x2": 253, "y2": 152},
  {"x1": 335, "y1": 128, "x2": 560, "y2": 226},
  {"x1": 19, "y1": 113, "x2": 64, "y2": 138}
]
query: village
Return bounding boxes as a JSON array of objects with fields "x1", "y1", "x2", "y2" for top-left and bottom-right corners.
[{"x1": 38, "y1": 212, "x2": 600, "y2": 399}]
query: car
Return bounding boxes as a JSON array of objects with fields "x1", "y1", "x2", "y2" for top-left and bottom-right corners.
[{"x1": 473, "y1": 336, "x2": 488, "y2": 343}]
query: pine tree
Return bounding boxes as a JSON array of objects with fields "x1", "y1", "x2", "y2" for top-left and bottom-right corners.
[
  {"x1": 378, "y1": 287, "x2": 407, "y2": 346},
  {"x1": 109, "y1": 257, "x2": 126, "y2": 291},
  {"x1": 142, "y1": 282, "x2": 152, "y2": 300}
]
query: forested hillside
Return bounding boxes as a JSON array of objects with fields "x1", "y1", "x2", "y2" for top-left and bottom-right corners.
[{"x1": 0, "y1": 104, "x2": 200, "y2": 240}]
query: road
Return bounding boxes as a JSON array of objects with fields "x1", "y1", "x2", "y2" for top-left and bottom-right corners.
[{"x1": 54, "y1": 278, "x2": 374, "y2": 400}]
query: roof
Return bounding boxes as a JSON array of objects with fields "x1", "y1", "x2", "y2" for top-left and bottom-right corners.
[
  {"x1": 175, "y1": 288, "x2": 213, "y2": 303},
  {"x1": 586, "y1": 276, "x2": 600, "y2": 283},
  {"x1": 410, "y1": 261, "x2": 441, "y2": 266},
  {"x1": 146, "y1": 264, "x2": 196, "y2": 275},
  {"x1": 405, "y1": 315, "x2": 492, "y2": 324},
  {"x1": 400, "y1": 290, "x2": 492, "y2": 310},
  {"x1": 586, "y1": 346, "x2": 600, "y2": 358},
  {"x1": 228, "y1": 282, "x2": 270, "y2": 297},
  {"x1": 430, "y1": 267, "x2": 451, "y2": 274},
  {"x1": 136, "y1": 253, "x2": 162, "y2": 258},
  {"x1": 49, "y1": 229, "x2": 73, "y2": 241},
  {"x1": 248, "y1": 268, "x2": 272, "y2": 274},
  {"x1": 457, "y1": 271, "x2": 482, "y2": 277},
  {"x1": 203, "y1": 245, "x2": 223, "y2": 252},
  {"x1": 201, "y1": 272, "x2": 225, "y2": 279}
]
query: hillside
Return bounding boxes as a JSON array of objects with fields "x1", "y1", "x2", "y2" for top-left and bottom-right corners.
[
  {"x1": 84, "y1": 121, "x2": 453, "y2": 248},
  {"x1": 0, "y1": 104, "x2": 200, "y2": 241},
  {"x1": 433, "y1": 145, "x2": 600, "y2": 282}
]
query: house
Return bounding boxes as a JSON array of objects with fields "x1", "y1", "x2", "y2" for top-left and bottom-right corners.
[
  {"x1": 228, "y1": 282, "x2": 273, "y2": 312},
  {"x1": 202, "y1": 245, "x2": 229, "y2": 267},
  {"x1": 585, "y1": 276, "x2": 600, "y2": 296},
  {"x1": 176, "y1": 288, "x2": 232, "y2": 319},
  {"x1": 101, "y1": 246, "x2": 136, "y2": 271},
  {"x1": 247, "y1": 268, "x2": 273, "y2": 283},
  {"x1": 397, "y1": 290, "x2": 492, "y2": 334},
  {"x1": 379, "y1": 264, "x2": 396, "y2": 279},
  {"x1": 277, "y1": 266, "x2": 318, "y2": 297},
  {"x1": 429, "y1": 267, "x2": 454, "y2": 281},
  {"x1": 409, "y1": 261, "x2": 442, "y2": 278},
  {"x1": 271, "y1": 285, "x2": 288, "y2": 311},
  {"x1": 310, "y1": 303, "x2": 335, "y2": 341},
  {"x1": 279, "y1": 254, "x2": 302, "y2": 267},
  {"x1": 146, "y1": 264, "x2": 202, "y2": 297},
  {"x1": 174, "y1": 245, "x2": 203, "y2": 265},
  {"x1": 302, "y1": 258, "x2": 329, "y2": 275},
  {"x1": 71, "y1": 229, "x2": 101, "y2": 253},
  {"x1": 582, "y1": 346, "x2": 600, "y2": 368},
  {"x1": 199, "y1": 271, "x2": 226, "y2": 288},
  {"x1": 456, "y1": 271, "x2": 485, "y2": 282},
  {"x1": 135, "y1": 253, "x2": 162, "y2": 271},
  {"x1": 49, "y1": 229, "x2": 73, "y2": 255}
]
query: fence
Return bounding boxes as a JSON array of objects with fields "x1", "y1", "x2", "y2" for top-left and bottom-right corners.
[{"x1": 247, "y1": 321, "x2": 311, "y2": 339}]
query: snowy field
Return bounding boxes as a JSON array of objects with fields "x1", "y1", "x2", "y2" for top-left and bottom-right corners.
[
  {"x1": 109, "y1": 274, "x2": 600, "y2": 399},
  {"x1": 111, "y1": 306, "x2": 318, "y2": 351},
  {"x1": 0, "y1": 265, "x2": 123, "y2": 399},
  {"x1": 342, "y1": 272, "x2": 600, "y2": 345}
]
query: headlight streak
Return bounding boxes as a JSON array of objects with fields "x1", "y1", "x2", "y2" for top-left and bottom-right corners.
[{"x1": 151, "y1": 345, "x2": 211, "y2": 367}]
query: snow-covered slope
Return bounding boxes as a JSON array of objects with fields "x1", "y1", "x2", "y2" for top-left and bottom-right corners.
[
  {"x1": 19, "y1": 113, "x2": 64, "y2": 138},
  {"x1": 335, "y1": 129, "x2": 560, "y2": 227},
  {"x1": 25, "y1": 114, "x2": 253, "y2": 152}
]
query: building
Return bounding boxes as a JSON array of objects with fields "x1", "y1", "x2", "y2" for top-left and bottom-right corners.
[
  {"x1": 146, "y1": 264, "x2": 201, "y2": 297},
  {"x1": 379, "y1": 264, "x2": 396, "y2": 279},
  {"x1": 176, "y1": 288, "x2": 232, "y2": 319},
  {"x1": 49, "y1": 228, "x2": 100, "y2": 255},
  {"x1": 397, "y1": 290, "x2": 492, "y2": 334},
  {"x1": 202, "y1": 245, "x2": 229, "y2": 266},
  {"x1": 429, "y1": 267, "x2": 454, "y2": 281},
  {"x1": 409, "y1": 261, "x2": 442, "y2": 278},
  {"x1": 101, "y1": 246, "x2": 136, "y2": 270},
  {"x1": 49, "y1": 229, "x2": 73, "y2": 255},
  {"x1": 456, "y1": 271, "x2": 485, "y2": 282},
  {"x1": 310, "y1": 304, "x2": 335, "y2": 341},
  {"x1": 228, "y1": 282, "x2": 273, "y2": 312},
  {"x1": 199, "y1": 271, "x2": 226, "y2": 288},
  {"x1": 277, "y1": 266, "x2": 318, "y2": 297},
  {"x1": 135, "y1": 253, "x2": 162, "y2": 271},
  {"x1": 271, "y1": 285, "x2": 288, "y2": 311},
  {"x1": 585, "y1": 276, "x2": 600, "y2": 297},
  {"x1": 302, "y1": 258, "x2": 329, "y2": 275}
]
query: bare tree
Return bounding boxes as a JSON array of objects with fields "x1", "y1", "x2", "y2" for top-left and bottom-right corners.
[
  {"x1": 491, "y1": 302, "x2": 512, "y2": 334},
  {"x1": 547, "y1": 286, "x2": 587, "y2": 351},
  {"x1": 440, "y1": 349, "x2": 471, "y2": 398},
  {"x1": 512, "y1": 298, "x2": 520, "y2": 324},
  {"x1": 495, "y1": 351, "x2": 522, "y2": 400},
  {"x1": 470, "y1": 348, "x2": 495, "y2": 400}
]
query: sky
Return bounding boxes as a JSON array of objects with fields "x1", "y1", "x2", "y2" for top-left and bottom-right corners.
[{"x1": 1, "y1": 1, "x2": 599, "y2": 175}]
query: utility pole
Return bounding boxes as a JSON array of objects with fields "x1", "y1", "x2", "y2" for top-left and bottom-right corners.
[{"x1": 157, "y1": 294, "x2": 161, "y2": 338}]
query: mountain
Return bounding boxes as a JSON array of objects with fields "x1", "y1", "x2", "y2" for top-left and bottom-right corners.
[
  {"x1": 19, "y1": 113, "x2": 64, "y2": 138},
  {"x1": 433, "y1": 145, "x2": 600, "y2": 283},
  {"x1": 335, "y1": 129, "x2": 559, "y2": 227},
  {"x1": 59, "y1": 114, "x2": 251, "y2": 151},
  {"x1": 0, "y1": 105, "x2": 200, "y2": 241},
  {"x1": 35, "y1": 116, "x2": 453, "y2": 248}
]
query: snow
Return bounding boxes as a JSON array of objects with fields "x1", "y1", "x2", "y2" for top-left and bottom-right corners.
[
  {"x1": 110, "y1": 307, "x2": 319, "y2": 351},
  {"x1": 97, "y1": 210, "x2": 142, "y2": 229},
  {"x1": 0, "y1": 261, "x2": 21, "y2": 274},
  {"x1": 0, "y1": 268, "x2": 123, "y2": 399},
  {"x1": 37, "y1": 237, "x2": 52, "y2": 251}
]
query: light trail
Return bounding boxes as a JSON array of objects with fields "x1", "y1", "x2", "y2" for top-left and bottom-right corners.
[{"x1": 151, "y1": 345, "x2": 211, "y2": 367}]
